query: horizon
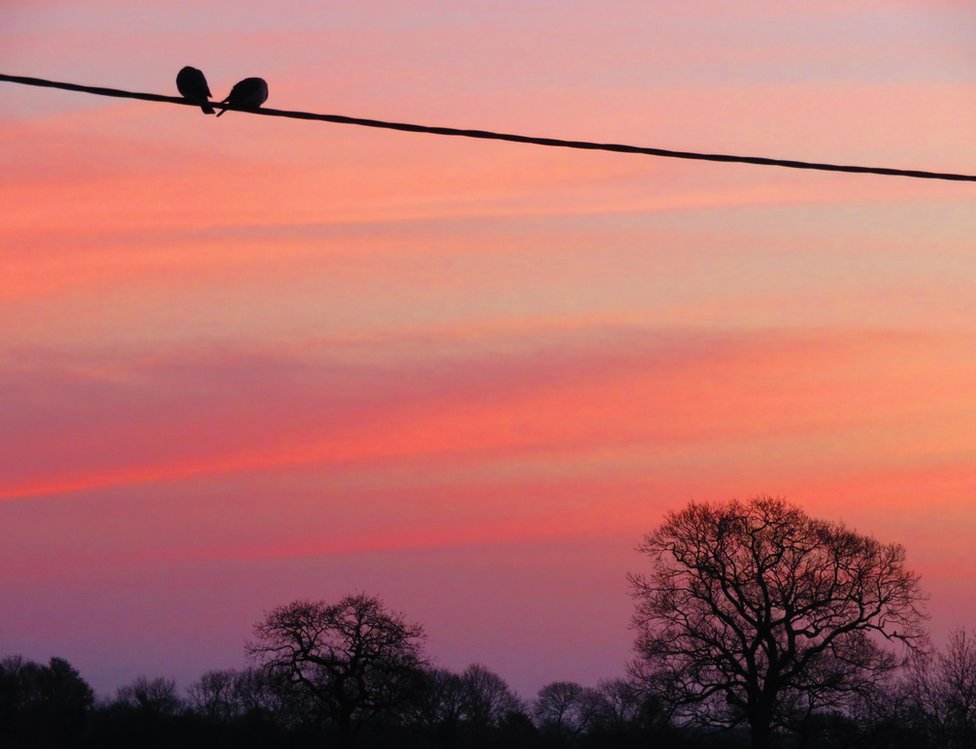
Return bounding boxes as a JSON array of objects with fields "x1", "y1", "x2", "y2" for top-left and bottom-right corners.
[{"x1": 2, "y1": 0, "x2": 976, "y2": 701}]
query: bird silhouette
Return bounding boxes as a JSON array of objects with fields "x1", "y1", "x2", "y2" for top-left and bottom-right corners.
[
  {"x1": 176, "y1": 66, "x2": 214, "y2": 114},
  {"x1": 215, "y1": 77, "x2": 268, "y2": 117}
]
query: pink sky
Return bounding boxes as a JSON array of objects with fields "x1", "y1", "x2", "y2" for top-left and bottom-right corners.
[{"x1": 2, "y1": 1, "x2": 976, "y2": 698}]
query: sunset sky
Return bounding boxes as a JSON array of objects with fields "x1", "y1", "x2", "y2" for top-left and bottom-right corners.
[{"x1": 2, "y1": 1, "x2": 976, "y2": 698}]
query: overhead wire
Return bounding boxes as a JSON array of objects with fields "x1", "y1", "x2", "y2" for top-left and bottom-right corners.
[{"x1": 2, "y1": 72, "x2": 975, "y2": 183}]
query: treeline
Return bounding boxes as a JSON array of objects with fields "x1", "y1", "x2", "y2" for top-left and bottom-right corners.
[
  {"x1": 2, "y1": 623, "x2": 975, "y2": 748},
  {"x1": 1, "y1": 654, "x2": 677, "y2": 749}
]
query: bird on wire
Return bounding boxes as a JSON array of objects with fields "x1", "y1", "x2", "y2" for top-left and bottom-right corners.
[
  {"x1": 175, "y1": 66, "x2": 214, "y2": 114},
  {"x1": 216, "y1": 77, "x2": 268, "y2": 117}
]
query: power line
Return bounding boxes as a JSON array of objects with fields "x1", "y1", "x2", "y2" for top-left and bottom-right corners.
[{"x1": 3, "y1": 72, "x2": 975, "y2": 183}]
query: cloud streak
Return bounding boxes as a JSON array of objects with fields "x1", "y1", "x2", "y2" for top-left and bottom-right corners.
[{"x1": 1, "y1": 325, "x2": 962, "y2": 503}]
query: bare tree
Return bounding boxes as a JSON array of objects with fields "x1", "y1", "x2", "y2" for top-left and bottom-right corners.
[
  {"x1": 188, "y1": 669, "x2": 237, "y2": 723},
  {"x1": 902, "y1": 628, "x2": 976, "y2": 748},
  {"x1": 189, "y1": 666, "x2": 296, "y2": 729},
  {"x1": 578, "y1": 678, "x2": 643, "y2": 731},
  {"x1": 629, "y1": 496, "x2": 927, "y2": 749},
  {"x1": 247, "y1": 592, "x2": 427, "y2": 747},
  {"x1": 407, "y1": 667, "x2": 466, "y2": 738},
  {"x1": 459, "y1": 663, "x2": 524, "y2": 730},
  {"x1": 114, "y1": 676, "x2": 182, "y2": 715},
  {"x1": 534, "y1": 681, "x2": 586, "y2": 739}
]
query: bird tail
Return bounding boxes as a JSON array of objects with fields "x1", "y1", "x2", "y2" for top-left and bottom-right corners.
[
  {"x1": 201, "y1": 102, "x2": 215, "y2": 115},
  {"x1": 215, "y1": 100, "x2": 229, "y2": 117}
]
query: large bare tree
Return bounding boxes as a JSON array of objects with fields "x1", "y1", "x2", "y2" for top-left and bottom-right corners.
[
  {"x1": 629, "y1": 496, "x2": 927, "y2": 749},
  {"x1": 248, "y1": 593, "x2": 427, "y2": 748}
]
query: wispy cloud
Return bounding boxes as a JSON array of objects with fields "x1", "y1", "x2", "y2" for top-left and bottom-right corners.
[{"x1": 2, "y1": 325, "x2": 960, "y2": 503}]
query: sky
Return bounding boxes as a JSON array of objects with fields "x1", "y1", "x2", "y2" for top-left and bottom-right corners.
[{"x1": 2, "y1": 0, "x2": 976, "y2": 700}]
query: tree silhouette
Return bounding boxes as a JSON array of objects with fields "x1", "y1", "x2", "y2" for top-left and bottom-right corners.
[
  {"x1": 534, "y1": 681, "x2": 587, "y2": 741},
  {"x1": 247, "y1": 592, "x2": 427, "y2": 748},
  {"x1": 901, "y1": 628, "x2": 976, "y2": 748},
  {"x1": 0, "y1": 655, "x2": 94, "y2": 746},
  {"x1": 459, "y1": 664, "x2": 524, "y2": 731},
  {"x1": 409, "y1": 667, "x2": 467, "y2": 745},
  {"x1": 188, "y1": 666, "x2": 290, "y2": 726},
  {"x1": 114, "y1": 675, "x2": 182, "y2": 715},
  {"x1": 629, "y1": 496, "x2": 927, "y2": 749}
]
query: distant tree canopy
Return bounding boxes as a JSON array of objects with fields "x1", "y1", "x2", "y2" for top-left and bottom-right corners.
[
  {"x1": 629, "y1": 496, "x2": 928, "y2": 749},
  {"x1": 900, "y1": 627, "x2": 976, "y2": 749},
  {"x1": 0, "y1": 655, "x2": 94, "y2": 746},
  {"x1": 409, "y1": 664, "x2": 532, "y2": 748},
  {"x1": 457, "y1": 664, "x2": 525, "y2": 730},
  {"x1": 188, "y1": 666, "x2": 287, "y2": 725},
  {"x1": 114, "y1": 675, "x2": 182, "y2": 715},
  {"x1": 247, "y1": 592, "x2": 428, "y2": 748},
  {"x1": 534, "y1": 680, "x2": 586, "y2": 738}
]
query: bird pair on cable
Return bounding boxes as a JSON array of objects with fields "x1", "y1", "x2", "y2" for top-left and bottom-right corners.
[{"x1": 176, "y1": 66, "x2": 267, "y2": 117}]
